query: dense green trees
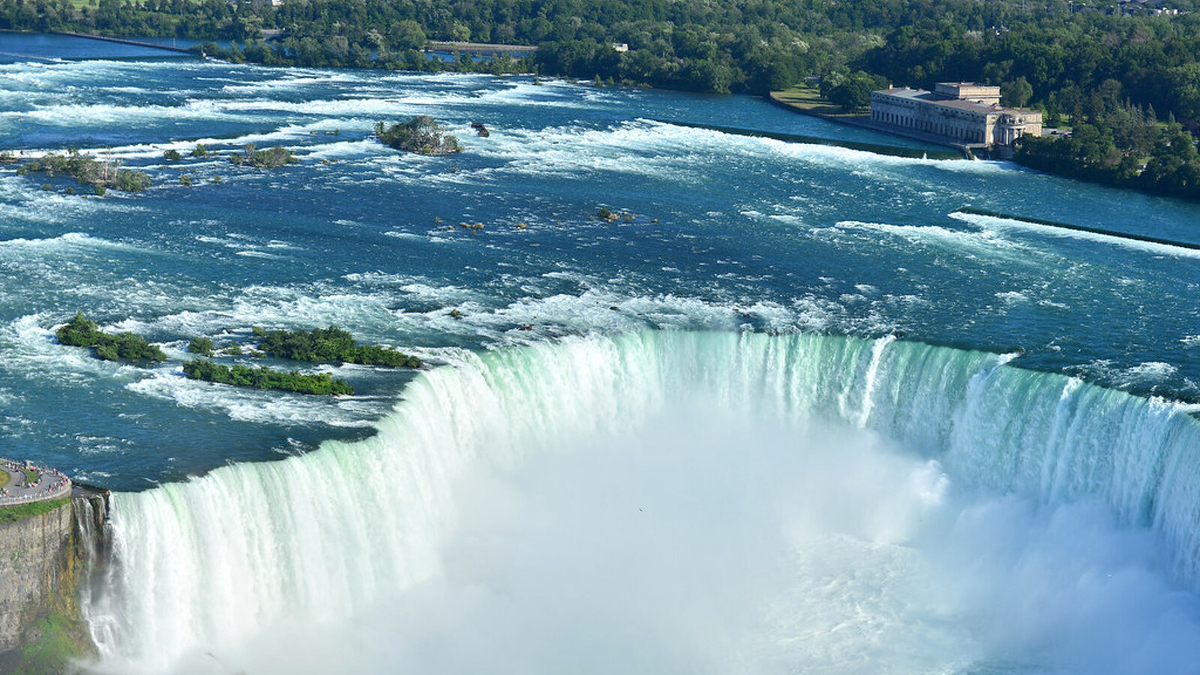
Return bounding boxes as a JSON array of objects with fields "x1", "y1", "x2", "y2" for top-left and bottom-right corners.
[
  {"x1": 257, "y1": 326, "x2": 423, "y2": 367},
  {"x1": 12, "y1": 0, "x2": 1200, "y2": 112},
  {"x1": 858, "y1": 12, "x2": 1200, "y2": 126},
  {"x1": 1015, "y1": 81, "x2": 1200, "y2": 198},
  {"x1": 183, "y1": 323, "x2": 422, "y2": 394},
  {"x1": 52, "y1": 313, "x2": 421, "y2": 393},
  {"x1": 187, "y1": 336, "x2": 215, "y2": 357},
  {"x1": 183, "y1": 359, "x2": 355, "y2": 395},
  {"x1": 56, "y1": 312, "x2": 167, "y2": 363},
  {"x1": 821, "y1": 70, "x2": 890, "y2": 112}
]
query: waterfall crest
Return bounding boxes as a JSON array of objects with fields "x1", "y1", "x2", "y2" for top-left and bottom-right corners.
[{"x1": 89, "y1": 331, "x2": 1200, "y2": 669}]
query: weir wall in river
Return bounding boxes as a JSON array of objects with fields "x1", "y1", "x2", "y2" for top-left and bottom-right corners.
[{"x1": 0, "y1": 489, "x2": 108, "y2": 673}]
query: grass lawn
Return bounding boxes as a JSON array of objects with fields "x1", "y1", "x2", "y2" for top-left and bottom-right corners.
[
  {"x1": 0, "y1": 470, "x2": 8, "y2": 489},
  {"x1": 0, "y1": 498, "x2": 69, "y2": 524},
  {"x1": 769, "y1": 87, "x2": 858, "y2": 117}
]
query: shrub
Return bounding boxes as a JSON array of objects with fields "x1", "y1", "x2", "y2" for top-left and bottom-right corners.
[
  {"x1": 229, "y1": 144, "x2": 297, "y2": 168},
  {"x1": 258, "y1": 326, "x2": 422, "y2": 367},
  {"x1": 374, "y1": 117, "x2": 462, "y2": 155},
  {"x1": 183, "y1": 359, "x2": 355, "y2": 395},
  {"x1": 187, "y1": 337, "x2": 215, "y2": 356},
  {"x1": 20, "y1": 149, "x2": 152, "y2": 193},
  {"x1": 114, "y1": 169, "x2": 152, "y2": 193},
  {"x1": 56, "y1": 312, "x2": 166, "y2": 364}
]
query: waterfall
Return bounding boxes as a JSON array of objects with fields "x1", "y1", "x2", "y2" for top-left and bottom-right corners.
[{"x1": 86, "y1": 331, "x2": 1200, "y2": 671}]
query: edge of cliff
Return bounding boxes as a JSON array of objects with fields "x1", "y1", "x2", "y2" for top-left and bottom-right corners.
[{"x1": 0, "y1": 484, "x2": 110, "y2": 675}]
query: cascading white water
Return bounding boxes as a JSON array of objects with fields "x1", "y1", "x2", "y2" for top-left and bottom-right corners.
[{"x1": 86, "y1": 331, "x2": 1200, "y2": 674}]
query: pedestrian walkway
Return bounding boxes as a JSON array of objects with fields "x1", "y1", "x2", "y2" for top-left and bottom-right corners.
[{"x1": 0, "y1": 458, "x2": 71, "y2": 507}]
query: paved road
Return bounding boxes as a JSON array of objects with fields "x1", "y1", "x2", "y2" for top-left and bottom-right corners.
[{"x1": 0, "y1": 460, "x2": 71, "y2": 507}]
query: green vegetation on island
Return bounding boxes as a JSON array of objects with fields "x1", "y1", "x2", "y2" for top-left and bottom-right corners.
[
  {"x1": 182, "y1": 359, "x2": 355, "y2": 396},
  {"x1": 187, "y1": 336, "x2": 215, "y2": 357},
  {"x1": 56, "y1": 313, "x2": 167, "y2": 364},
  {"x1": 257, "y1": 326, "x2": 423, "y2": 368},
  {"x1": 228, "y1": 144, "x2": 298, "y2": 168},
  {"x1": 819, "y1": 71, "x2": 892, "y2": 113},
  {"x1": 52, "y1": 315, "x2": 420, "y2": 394},
  {"x1": 375, "y1": 117, "x2": 462, "y2": 156},
  {"x1": 17, "y1": 150, "x2": 152, "y2": 194}
]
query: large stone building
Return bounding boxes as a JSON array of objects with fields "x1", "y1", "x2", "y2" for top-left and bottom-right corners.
[{"x1": 869, "y1": 82, "x2": 1043, "y2": 149}]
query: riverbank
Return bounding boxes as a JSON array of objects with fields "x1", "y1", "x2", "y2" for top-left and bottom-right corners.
[
  {"x1": 767, "y1": 88, "x2": 978, "y2": 159},
  {"x1": 0, "y1": 30, "x2": 201, "y2": 62},
  {"x1": 48, "y1": 31, "x2": 195, "y2": 55}
]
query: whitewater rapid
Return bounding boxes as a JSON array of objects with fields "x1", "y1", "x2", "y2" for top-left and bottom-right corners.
[{"x1": 85, "y1": 331, "x2": 1200, "y2": 675}]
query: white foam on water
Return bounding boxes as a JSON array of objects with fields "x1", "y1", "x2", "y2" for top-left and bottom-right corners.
[
  {"x1": 234, "y1": 250, "x2": 286, "y2": 260},
  {"x1": 302, "y1": 139, "x2": 381, "y2": 161},
  {"x1": 218, "y1": 69, "x2": 371, "y2": 95},
  {"x1": 463, "y1": 121, "x2": 712, "y2": 183},
  {"x1": 831, "y1": 220, "x2": 1034, "y2": 262},
  {"x1": 125, "y1": 369, "x2": 374, "y2": 429},
  {"x1": 0, "y1": 314, "x2": 156, "y2": 385},
  {"x1": 0, "y1": 176, "x2": 143, "y2": 225},
  {"x1": 950, "y1": 211, "x2": 1200, "y2": 259},
  {"x1": 0, "y1": 231, "x2": 138, "y2": 254},
  {"x1": 1, "y1": 100, "x2": 258, "y2": 130},
  {"x1": 996, "y1": 290, "x2": 1029, "y2": 304}
]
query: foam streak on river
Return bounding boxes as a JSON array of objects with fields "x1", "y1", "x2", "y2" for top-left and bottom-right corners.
[{"x1": 3, "y1": 44, "x2": 1200, "y2": 674}]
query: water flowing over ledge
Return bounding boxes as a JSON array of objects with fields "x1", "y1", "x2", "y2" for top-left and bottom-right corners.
[{"x1": 87, "y1": 330, "x2": 1200, "y2": 670}]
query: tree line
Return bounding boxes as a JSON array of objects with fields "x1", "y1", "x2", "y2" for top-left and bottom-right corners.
[{"x1": 7, "y1": 0, "x2": 1200, "y2": 195}]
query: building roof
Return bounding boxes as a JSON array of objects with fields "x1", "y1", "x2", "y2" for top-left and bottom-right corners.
[{"x1": 874, "y1": 87, "x2": 1024, "y2": 115}]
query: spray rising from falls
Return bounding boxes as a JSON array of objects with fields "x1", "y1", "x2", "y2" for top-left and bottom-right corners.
[{"x1": 88, "y1": 330, "x2": 1200, "y2": 673}]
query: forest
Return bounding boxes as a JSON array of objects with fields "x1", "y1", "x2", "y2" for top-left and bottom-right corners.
[{"x1": 5, "y1": 0, "x2": 1200, "y2": 195}]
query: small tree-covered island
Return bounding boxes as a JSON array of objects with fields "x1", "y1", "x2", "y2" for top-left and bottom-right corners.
[
  {"x1": 181, "y1": 359, "x2": 355, "y2": 396},
  {"x1": 56, "y1": 313, "x2": 167, "y2": 363},
  {"x1": 54, "y1": 315, "x2": 420, "y2": 396},
  {"x1": 17, "y1": 150, "x2": 152, "y2": 195},
  {"x1": 257, "y1": 326, "x2": 424, "y2": 368},
  {"x1": 375, "y1": 117, "x2": 462, "y2": 156}
]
